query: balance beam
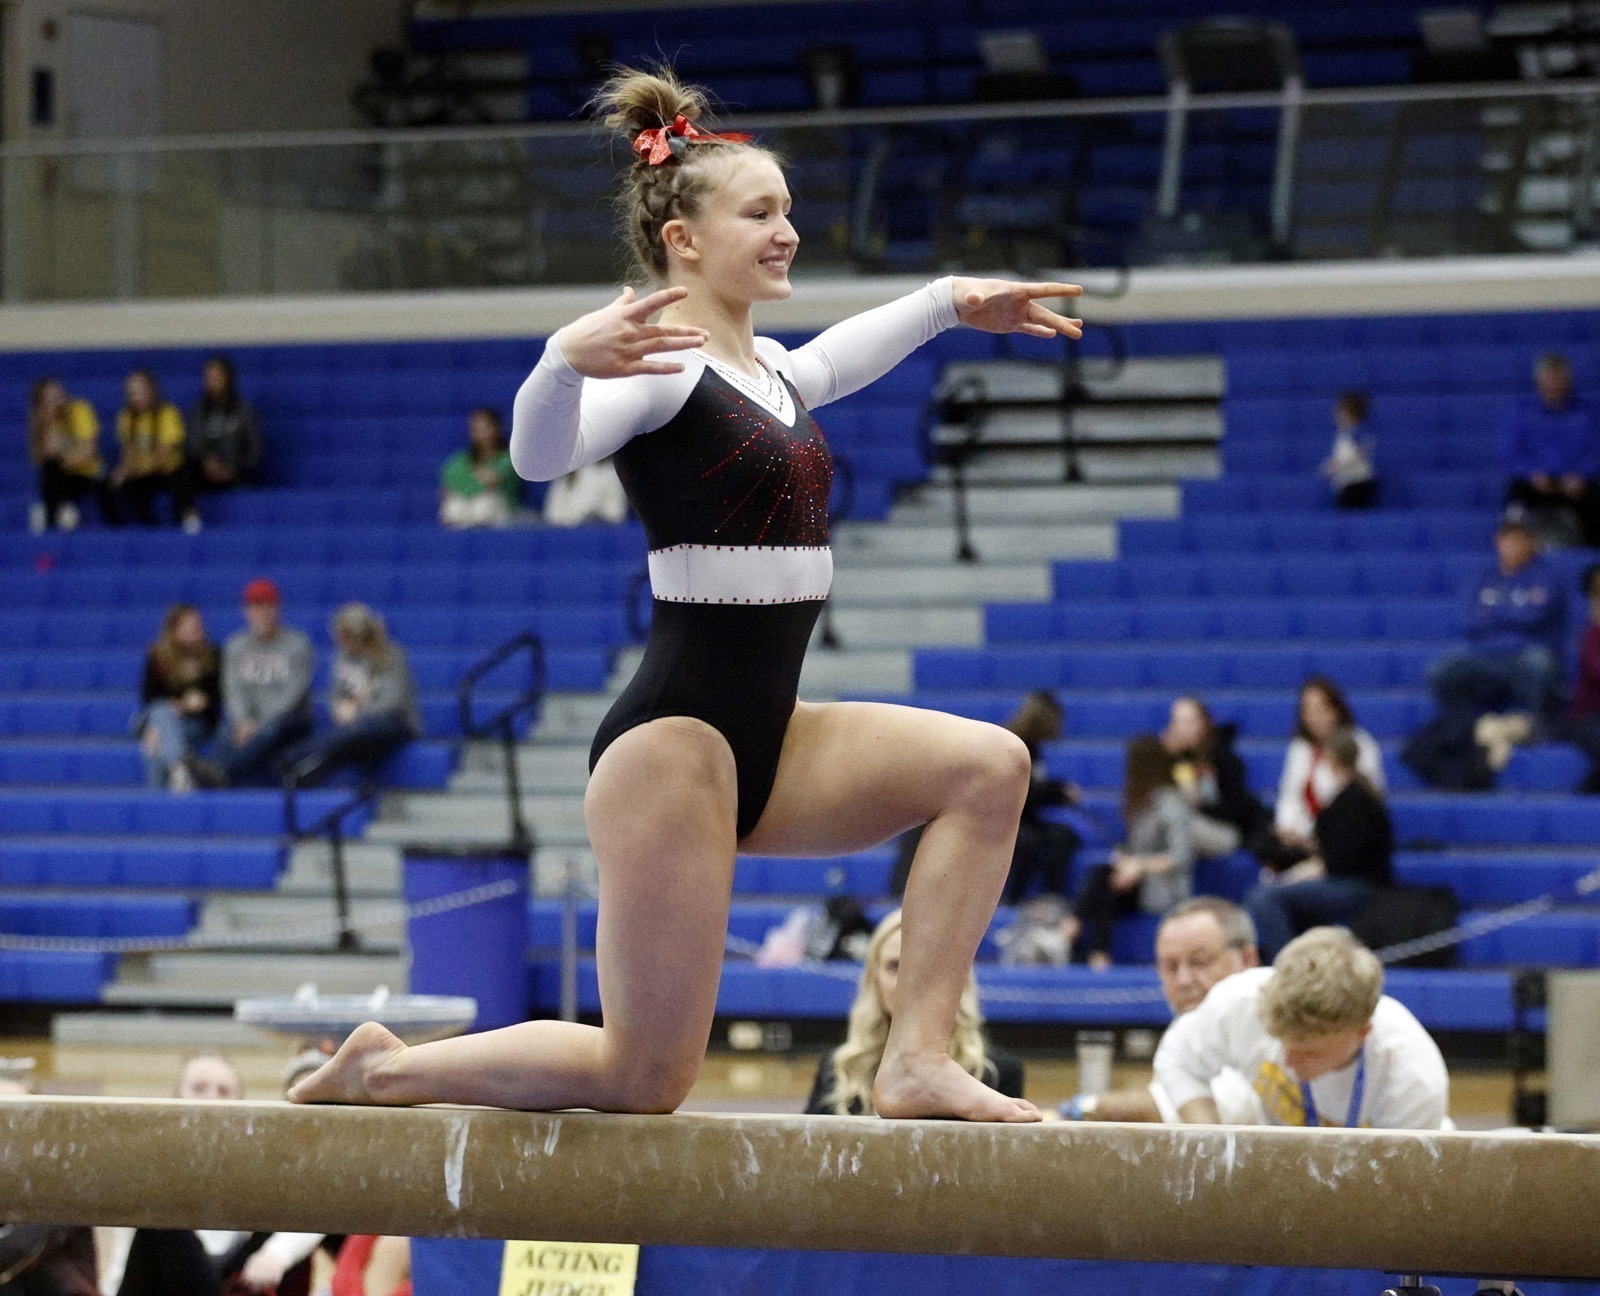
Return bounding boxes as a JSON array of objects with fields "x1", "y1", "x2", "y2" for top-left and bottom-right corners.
[{"x1": 3, "y1": 1097, "x2": 1599, "y2": 1277}]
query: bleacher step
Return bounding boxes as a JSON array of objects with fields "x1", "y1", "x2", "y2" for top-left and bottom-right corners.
[
  {"x1": 52, "y1": 1011, "x2": 268, "y2": 1049},
  {"x1": 194, "y1": 895, "x2": 405, "y2": 952},
  {"x1": 938, "y1": 405, "x2": 1223, "y2": 445},
  {"x1": 277, "y1": 842, "x2": 403, "y2": 898},
  {"x1": 103, "y1": 952, "x2": 405, "y2": 1007},
  {"x1": 891, "y1": 483, "x2": 1178, "y2": 525},
  {"x1": 938, "y1": 357, "x2": 1225, "y2": 404},
  {"x1": 830, "y1": 564, "x2": 1050, "y2": 604},
  {"x1": 928, "y1": 446, "x2": 1220, "y2": 486},
  {"x1": 834, "y1": 520, "x2": 1114, "y2": 564}
]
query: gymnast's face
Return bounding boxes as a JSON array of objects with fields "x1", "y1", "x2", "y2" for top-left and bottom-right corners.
[
  {"x1": 666, "y1": 153, "x2": 797, "y2": 305},
  {"x1": 1155, "y1": 912, "x2": 1256, "y2": 1016},
  {"x1": 875, "y1": 928, "x2": 902, "y2": 1021},
  {"x1": 1277, "y1": 1024, "x2": 1371, "y2": 1083}
]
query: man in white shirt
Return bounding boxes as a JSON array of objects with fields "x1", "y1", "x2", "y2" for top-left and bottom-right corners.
[
  {"x1": 1063, "y1": 897, "x2": 1262, "y2": 1123},
  {"x1": 1153, "y1": 926, "x2": 1450, "y2": 1128}
]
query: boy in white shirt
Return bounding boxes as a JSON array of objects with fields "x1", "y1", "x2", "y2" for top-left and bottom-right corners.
[{"x1": 1153, "y1": 926, "x2": 1450, "y2": 1128}]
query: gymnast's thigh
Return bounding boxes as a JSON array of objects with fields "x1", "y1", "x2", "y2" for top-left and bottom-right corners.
[{"x1": 738, "y1": 699, "x2": 1025, "y2": 858}]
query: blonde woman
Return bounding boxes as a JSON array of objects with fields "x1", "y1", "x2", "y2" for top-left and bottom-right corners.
[
  {"x1": 806, "y1": 910, "x2": 1022, "y2": 1115},
  {"x1": 278, "y1": 603, "x2": 420, "y2": 785}
]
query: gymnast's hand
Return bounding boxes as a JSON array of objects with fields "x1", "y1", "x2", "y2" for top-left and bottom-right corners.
[
  {"x1": 557, "y1": 285, "x2": 709, "y2": 379},
  {"x1": 952, "y1": 278, "x2": 1084, "y2": 340}
]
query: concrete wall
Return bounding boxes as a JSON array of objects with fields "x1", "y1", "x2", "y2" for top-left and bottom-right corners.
[
  {"x1": 3, "y1": 0, "x2": 409, "y2": 143},
  {"x1": 4, "y1": 255, "x2": 1600, "y2": 351}
]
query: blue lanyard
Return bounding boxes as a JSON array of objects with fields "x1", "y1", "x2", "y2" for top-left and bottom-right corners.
[{"x1": 1300, "y1": 1051, "x2": 1366, "y2": 1128}]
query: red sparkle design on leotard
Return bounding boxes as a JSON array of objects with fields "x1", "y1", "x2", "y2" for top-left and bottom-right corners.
[{"x1": 698, "y1": 386, "x2": 832, "y2": 546}]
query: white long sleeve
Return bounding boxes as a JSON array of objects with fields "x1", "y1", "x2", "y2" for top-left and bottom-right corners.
[{"x1": 508, "y1": 279, "x2": 959, "y2": 483}]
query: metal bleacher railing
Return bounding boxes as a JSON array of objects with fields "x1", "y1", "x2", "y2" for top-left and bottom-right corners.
[{"x1": 5, "y1": 78, "x2": 1600, "y2": 303}]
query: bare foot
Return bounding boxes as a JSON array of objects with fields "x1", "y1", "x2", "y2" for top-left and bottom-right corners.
[
  {"x1": 873, "y1": 1050, "x2": 1041, "y2": 1122},
  {"x1": 288, "y1": 1021, "x2": 407, "y2": 1105}
]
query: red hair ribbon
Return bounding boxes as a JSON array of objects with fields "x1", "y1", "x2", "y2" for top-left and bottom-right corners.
[{"x1": 634, "y1": 114, "x2": 752, "y2": 165}]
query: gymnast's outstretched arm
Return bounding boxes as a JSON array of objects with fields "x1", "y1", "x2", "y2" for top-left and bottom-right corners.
[{"x1": 765, "y1": 277, "x2": 1083, "y2": 410}]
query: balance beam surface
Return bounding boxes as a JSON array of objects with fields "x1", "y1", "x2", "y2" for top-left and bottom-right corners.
[{"x1": 2, "y1": 1098, "x2": 1597, "y2": 1277}]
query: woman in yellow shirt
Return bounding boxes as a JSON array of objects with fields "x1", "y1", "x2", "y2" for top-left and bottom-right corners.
[
  {"x1": 28, "y1": 377, "x2": 110, "y2": 533},
  {"x1": 111, "y1": 369, "x2": 198, "y2": 531}
]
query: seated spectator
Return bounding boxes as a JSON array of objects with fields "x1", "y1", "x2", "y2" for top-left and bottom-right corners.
[
  {"x1": 279, "y1": 603, "x2": 420, "y2": 785},
  {"x1": 1073, "y1": 735, "x2": 1194, "y2": 971},
  {"x1": 109, "y1": 369, "x2": 198, "y2": 532},
  {"x1": 1245, "y1": 728, "x2": 1394, "y2": 959},
  {"x1": 1426, "y1": 505, "x2": 1568, "y2": 770},
  {"x1": 1501, "y1": 352, "x2": 1600, "y2": 547},
  {"x1": 29, "y1": 377, "x2": 108, "y2": 534},
  {"x1": 1562, "y1": 562, "x2": 1600, "y2": 793},
  {"x1": 1258, "y1": 676, "x2": 1385, "y2": 871},
  {"x1": 137, "y1": 604, "x2": 220, "y2": 793},
  {"x1": 805, "y1": 908, "x2": 1023, "y2": 1115},
  {"x1": 101, "y1": 1054, "x2": 327, "y2": 1296},
  {"x1": 439, "y1": 408, "x2": 520, "y2": 528},
  {"x1": 544, "y1": 457, "x2": 628, "y2": 527},
  {"x1": 1153, "y1": 926, "x2": 1450, "y2": 1128},
  {"x1": 187, "y1": 354, "x2": 261, "y2": 492},
  {"x1": 329, "y1": 1236, "x2": 409, "y2": 1296},
  {"x1": 1160, "y1": 696, "x2": 1265, "y2": 858},
  {"x1": 1001, "y1": 691, "x2": 1081, "y2": 903},
  {"x1": 1319, "y1": 390, "x2": 1377, "y2": 510},
  {"x1": 1061, "y1": 897, "x2": 1261, "y2": 1123},
  {"x1": 202, "y1": 580, "x2": 315, "y2": 788}
]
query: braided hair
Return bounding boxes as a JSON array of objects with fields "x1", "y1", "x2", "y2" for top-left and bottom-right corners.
[{"x1": 592, "y1": 65, "x2": 775, "y2": 280}]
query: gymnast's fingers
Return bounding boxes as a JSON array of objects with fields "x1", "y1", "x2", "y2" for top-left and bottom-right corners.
[
  {"x1": 627, "y1": 285, "x2": 690, "y2": 318},
  {"x1": 1025, "y1": 281, "x2": 1084, "y2": 299},
  {"x1": 638, "y1": 323, "x2": 709, "y2": 343},
  {"x1": 627, "y1": 359, "x2": 689, "y2": 376}
]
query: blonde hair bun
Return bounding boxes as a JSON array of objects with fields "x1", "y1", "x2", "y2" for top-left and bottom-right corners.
[{"x1": 593, "y1": 65, "x2": 714, "y2": 148}]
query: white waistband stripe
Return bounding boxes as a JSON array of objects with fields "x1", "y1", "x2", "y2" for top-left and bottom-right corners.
[{"x1": 647, "y1": 544, "x2": 833, "y2": 605}]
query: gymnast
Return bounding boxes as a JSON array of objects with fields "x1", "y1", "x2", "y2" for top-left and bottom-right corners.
[{"x1": 292, "y1": 64, "x2": 1081, "y2": 1123}]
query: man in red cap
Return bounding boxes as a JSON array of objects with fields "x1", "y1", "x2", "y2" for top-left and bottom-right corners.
[{"x1": 211, "y1": 578, "x2": 315, "y2": 785}]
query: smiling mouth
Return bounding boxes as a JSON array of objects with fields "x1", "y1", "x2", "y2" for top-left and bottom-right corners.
[{"x1": 760, "y1": 255, "x2": 792, "y2": 271}]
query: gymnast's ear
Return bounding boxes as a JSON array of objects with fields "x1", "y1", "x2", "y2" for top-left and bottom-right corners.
[{"x1": 661, "y1": 218, "x2": 699, "y2": 266}]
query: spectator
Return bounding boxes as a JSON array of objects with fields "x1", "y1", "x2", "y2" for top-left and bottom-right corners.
[
  {"x1": 1153, "y1": 926, "x2": 1450, "y2": 1128},
  {"x1": 1160, "y1": 696, "x2": 1264, "y2": 858},
  {"x1": 1073, "y1": 735, "x2": 1194, "y2": 971},
  {"x1": 1426, "y1": 505, "x2": 1568, "y2": 771},
  {"x1": 1501, "y1": 352, "x2": 1600, "y2": 547},
  {"x1": 1259, "y1": 676, "x2": 1385, "y2": 871},
  {"x1": 1000, "y1": 691, "x2": 1081, "y2": 903},
  {"x1": 204, "y1": 580, "x2": 315, "y2": 788},
  {"x1": 101, "y1": 1054, "x2": 327, "y2": 1296},
  {"x1": 28, "y1": 377, "x2": 108, "y2": 534},
  {"x1": 329, "y1": 1237, "x2": 409, "y2": 1296},
  {"x1": 1319, "y1": 390, "x2": 1377, "y2": 510},
  {"x1": 187, "y1": 355, "x2": 261, "y2": 492},
  {"x1": 439, "y1": 408, "x2": 520, "y2": 528},
  {"x1": 544, "y1": 457, "x2": 628, "y2": 527},
  {"x1": 278, "y1": 603, "x2": 420, "y2": 786},
  {"x1": 1245, "y1": 728, "x2": 1394, "y2": 959},
  {"x1": 109, "y1": 369, "x2": 198, "y2": 532},
  {"x1": 137, "y1": 604, "x2": 221, "y2": 793},
  {"x1": 1061, "y1": 897, "x2": 1262, "y2": 1123},
  {"x1": 806, "y1": 908, "x2": 1022, "y2": 1115}
]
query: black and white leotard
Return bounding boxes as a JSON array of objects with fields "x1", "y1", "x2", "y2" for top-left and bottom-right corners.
[{"x1": 511, "y1": 279, "x2": 958, "y2": 839}]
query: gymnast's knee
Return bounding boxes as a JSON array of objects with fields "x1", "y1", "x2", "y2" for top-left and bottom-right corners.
[
  {"x1": 952, "y1": 726, "x2": 1031, "y2": 820},
  {"x1": 606, "y1": 1050, "x2": 702, "y2": 1114}
]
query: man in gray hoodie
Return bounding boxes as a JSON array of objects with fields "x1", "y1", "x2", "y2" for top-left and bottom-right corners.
[{"x1": 216, "y1": 578, "x2": 315, "y2": 785}]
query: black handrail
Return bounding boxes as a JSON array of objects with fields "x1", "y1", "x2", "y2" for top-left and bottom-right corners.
[
  {"x1": 456, "y1": 631, "x2": 547, "y2": 856},
  {"x1": 923, "y1": 371, "x2": 990, "y2": 562},
  {"x1": 282, "y1": 776, "x2": 380, "y2": 952}
]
